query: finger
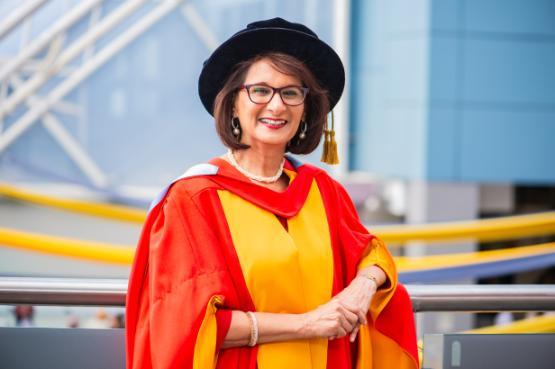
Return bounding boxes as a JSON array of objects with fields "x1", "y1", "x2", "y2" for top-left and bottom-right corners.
[
  {"x1": 350, "y1": 325, "x2": 360, "y2": 342},
  {"x1": 337, "y1": 299, "x2": 367, "y2": 325},
  {"x1": 343, "y1": 307, "x2": 360, "y2": 326},
  {"x1": 337, "y1": 327, "x2": 347, "y2": 337},
  {"x1": 356, "y1": 309, "x2": 367, "y2": 325},
  {"x1": 338, "y1": 312, "x2": 355, "y2": 332}
]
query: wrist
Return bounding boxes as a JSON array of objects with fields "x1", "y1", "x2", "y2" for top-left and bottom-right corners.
[
  {"x1": 356, "y1": 274, "x2": 379, "y2": 291},
  {"x1": 295, "y1": 313, "x2": 313, "y2": 340}
]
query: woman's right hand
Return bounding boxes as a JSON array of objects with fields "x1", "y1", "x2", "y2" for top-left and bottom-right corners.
[{"x1": 299, "y1": 299, "x2": 359, "y2": 340}]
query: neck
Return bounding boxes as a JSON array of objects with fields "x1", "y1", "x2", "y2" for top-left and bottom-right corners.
[{"x1": 232, "y1": 146, "x2": 285, "y2": 178}]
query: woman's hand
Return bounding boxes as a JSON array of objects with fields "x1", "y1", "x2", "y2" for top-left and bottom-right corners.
[
  {"x1": 299, "y1": 298, "x2": 360, "y2": 340},
  {"x1": 333, "y1": 275, "x2": 377, "y2": 341}
]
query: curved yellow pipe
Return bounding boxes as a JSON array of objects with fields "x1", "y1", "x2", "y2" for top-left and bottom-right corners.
[
  {"x1": 373, "y1": 212, "x2": 555, "y2": 244},
  {"x1": 1, "y1": 224, "x2": 553, "y2": 267},
  {"x1": 0, "y1": 227, "x2": 134, "y2": 265},
  {"x1": 1, "y1": 182, "x2": 555, "y2": 244},
  {"x1": 0, "y1": 182, "x2": 146, "y2": 223},
  {"x1": 465, "y1": 314, "x2": 555, "y2": 334}
]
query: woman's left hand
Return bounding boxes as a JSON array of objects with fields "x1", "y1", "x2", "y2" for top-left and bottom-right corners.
[{"x1": 333, "y1": 275, "x2": 377, "y2": 342}]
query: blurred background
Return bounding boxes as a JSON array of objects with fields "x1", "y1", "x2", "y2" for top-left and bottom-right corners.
[{"x1": 0, "y1": 0, "x2": 554, "y2": 351}]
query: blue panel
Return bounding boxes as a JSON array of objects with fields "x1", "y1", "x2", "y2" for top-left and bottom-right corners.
[
  {"x1": 386, "y1": 0, "x2": 430, "y2": 34},
  {"x1": 378, "y1": 105, "x2": 427, "y2": 179},
  {"x1": 430, "y1": 0, "x2": 462, "y2": 32},
  {"x1": 459, "y1": 109, "x2": 555, "y2": 183},
  {"x1": 350, "y1": 0, "x2": 380, "y2": 71},
  {"x1": 350, "y1": 68, "x2": 379, "y2": 170},
  {"x1": 356, "y1": 104, "x2": 427, "y2": 179},
  {"x1": 350, "y1": 0, "x2": 430, "y2": 178},
  {"x1": 464, "y1": 0, "x2": 555, "y2": 35},
  {"x1": 427, "y1": 106, "x2": 459, "y2": 180},
  {"x1": 386, "y1": 39, "x2": 430, "y2": 100},
  {"x1": 462, "y1": 39, "x2": 555, "y2": 105},
  {"x1": 350, "y1": 66, "x2": 427, "y2": 178},
  {"x1": 429, "y1": 36, "x2": 461, "y2": 101}
]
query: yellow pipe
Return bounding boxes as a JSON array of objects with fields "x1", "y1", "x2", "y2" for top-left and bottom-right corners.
[
  {"x1": 1, "y1": 223, "x2": 553, "y2": 267},
  {"x1": 465, "y1": 314, "x2": 555, "y2": 334},
  {"x1": 1, "y1": 182, "x2": 555, "y2": 244},
  {"x1": 0, "y1": 227, "x2": 134, "y2": 265},
  {"x1": 0, "y1": 182, "x2": 146, "y2": 223},
  {"x1": 374, "y1": 211, "x2": 555, "y2": 244}
]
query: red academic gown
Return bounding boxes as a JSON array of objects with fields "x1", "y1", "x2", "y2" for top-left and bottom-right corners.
[{"x1": 125, "y1": 157, "x2": 418, "y2": 369}]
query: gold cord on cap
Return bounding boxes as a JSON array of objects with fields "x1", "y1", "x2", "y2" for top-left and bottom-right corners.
[{"x1": 321, "y1": 110, "x2": 339, "y2": 165}]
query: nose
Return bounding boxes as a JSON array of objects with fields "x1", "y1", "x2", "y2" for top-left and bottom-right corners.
[{"x1": 266, "y1": 90, "x2": 287, "y2": 113}]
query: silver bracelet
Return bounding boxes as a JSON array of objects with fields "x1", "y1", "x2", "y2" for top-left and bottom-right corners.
[{"x1": 246, "y1": 311, "x2": 259, "y2": 347}]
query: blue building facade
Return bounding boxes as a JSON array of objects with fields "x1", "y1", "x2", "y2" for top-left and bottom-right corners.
[{"x1": 350, "y1": 0, "x2": 555, "y2": 184}]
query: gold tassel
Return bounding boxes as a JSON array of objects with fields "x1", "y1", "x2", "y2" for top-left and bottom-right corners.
[{"x1": 321, "y1": 110, "x2": 339, "y2": 165}]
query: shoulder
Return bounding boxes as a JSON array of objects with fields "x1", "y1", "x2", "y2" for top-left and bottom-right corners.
[
  {"x1": 148, "y1": 162, "x2": 221, "y2": 212},
  {"x1": 286, "y1": 155, "x2": 344, "y2": 192},
  {"x1": 286, "y1": 154, "x2": 328, "y2": 178}
]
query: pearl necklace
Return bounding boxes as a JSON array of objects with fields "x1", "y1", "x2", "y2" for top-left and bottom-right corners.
[{"x1": 226, "y1": 150, "x2": 285, "y2": 183}]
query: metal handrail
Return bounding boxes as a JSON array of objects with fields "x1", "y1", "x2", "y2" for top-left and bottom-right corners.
[{"x1": 0, "y1": 277, "x2": 554, "y2": 312}]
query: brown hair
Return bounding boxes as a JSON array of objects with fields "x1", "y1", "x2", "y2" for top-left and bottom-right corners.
[{"x1": 213, "y1": 52, "x2": 330, "y2": 154}]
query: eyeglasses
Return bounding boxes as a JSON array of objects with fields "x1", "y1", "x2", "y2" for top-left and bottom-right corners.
[{"x1": 241, "y1": 84, "x2": 309, "y2": 106}]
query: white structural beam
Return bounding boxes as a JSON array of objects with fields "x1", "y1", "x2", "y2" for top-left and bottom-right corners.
[
  {"x1": 0, "y1": 0, "x2": 147, "y2": 119},
  {"x1": 0, "y1": 0, "x2": 184, "y2": 155},
  {"x1": 0, "y1": 0, "x2": 103, "y2": 82},
  {"x1": 180, "y1": 3, "x2": 219, "y2": 51},
  {"x1": 332, "y1": 0, "x2": 350, "y2": 176},
  {"x1": 41, "y1": 114, "x2": 109, "y2": 188},
  {"x1": 0, "y1": 0, "x2": 49, "y2": 41},
  {"x1": 10, "y1": 74, "x2": 108, "y2": 188},
  {"x1": 0, "y1": 56, "x2": 77, "y2": 77}
]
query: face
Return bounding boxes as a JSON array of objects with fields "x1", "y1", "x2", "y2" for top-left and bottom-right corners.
[{"x1": 233, "y1": 58, "x2": 305, "y2": 151}]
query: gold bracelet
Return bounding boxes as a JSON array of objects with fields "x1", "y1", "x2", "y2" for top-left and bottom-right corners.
[
  {"x1": 360, "y1": 273, "x2": 379, "y2": 287},
  {"x1": 245, "y1": 311, "x2": 259, "y2": 347}
]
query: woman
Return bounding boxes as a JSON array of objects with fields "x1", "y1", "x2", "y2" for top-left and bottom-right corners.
[{"x1": 126, "y1": 18, "x2": 418, "y2": 369}]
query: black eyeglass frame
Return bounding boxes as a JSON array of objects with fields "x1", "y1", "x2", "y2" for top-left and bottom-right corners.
[{"x1": 241, "y1": 84, "x2": 310, "y2": 106}]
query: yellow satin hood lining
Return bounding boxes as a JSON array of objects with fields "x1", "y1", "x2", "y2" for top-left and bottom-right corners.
[{"x1": 193, "y1": 295, "x2": 223, "y2": 369}]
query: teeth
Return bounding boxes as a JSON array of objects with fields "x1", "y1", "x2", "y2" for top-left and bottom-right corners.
[{"x1": 259, "y1": 118, "x2": 286, "y2": 125}]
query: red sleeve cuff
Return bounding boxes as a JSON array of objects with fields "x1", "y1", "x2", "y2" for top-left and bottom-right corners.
[{"x1": 215, "y1": 309, "x2": 232, "y2": 350}]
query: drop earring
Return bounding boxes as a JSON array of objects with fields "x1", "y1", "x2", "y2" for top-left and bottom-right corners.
[
  {"x1": 231, "y1": 117, "x2": 241, "y2": 137},
  {"x1": 299, "y1": 120, "x2": 307, "y2": 140}
]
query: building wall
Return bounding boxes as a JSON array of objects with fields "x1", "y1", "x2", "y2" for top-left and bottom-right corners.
[{"x1": 351, "y1": 0, "x2": 555, "y2": 184}]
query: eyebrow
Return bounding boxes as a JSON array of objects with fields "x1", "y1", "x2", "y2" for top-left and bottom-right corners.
[{"x1": 245, "y1": 82, "x2": 304, "y2": 88}]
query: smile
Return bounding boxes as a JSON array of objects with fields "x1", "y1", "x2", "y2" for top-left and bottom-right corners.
[{"x1": 258, "y1": 118, "x2": 287, "y2": 129}]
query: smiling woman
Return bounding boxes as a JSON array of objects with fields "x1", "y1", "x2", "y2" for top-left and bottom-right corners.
[
  {"x1": 125, "y1": 17, "x2": 419, "y2": 369},
  {"x1": 213, "y1": 52, "x2": 330, "y2": 159}
]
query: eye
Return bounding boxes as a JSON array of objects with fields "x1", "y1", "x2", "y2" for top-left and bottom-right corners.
[
  {"x1": 250, "y1": 85, "x2": 272, "y2": 96},
  {"x1": 282, "y1": 87, "x2": 302, "y2": 98}
]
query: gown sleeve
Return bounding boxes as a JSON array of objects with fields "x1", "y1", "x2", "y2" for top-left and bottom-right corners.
[
  {"x1": 333, "y1": 180, "x2": 419, "y2": 369},
  {"x1": 215, "y1": 310, "x2": 232, "y2": 349},
  {"x1": 126, "y1": 185, "x2": 231, "y2": 369},
  {"x1": 335, "y1": 183, "x2": 397, "y2": 319}
]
